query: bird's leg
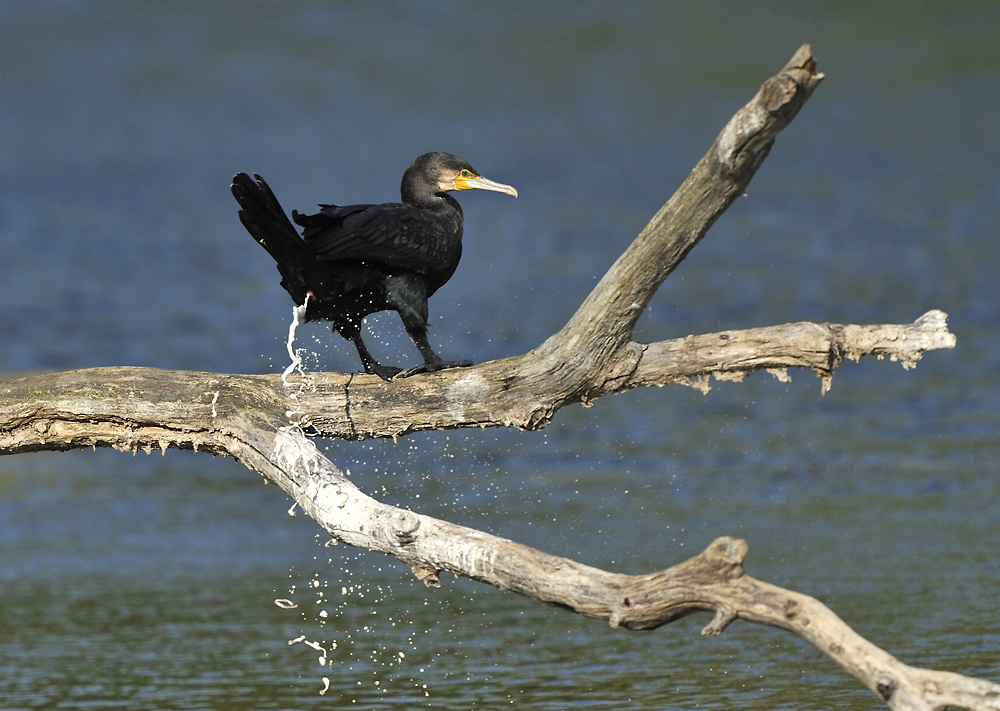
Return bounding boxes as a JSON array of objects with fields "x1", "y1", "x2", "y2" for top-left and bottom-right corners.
[
  {"x1": 396, "y1": 325, "x2": 473, "y2": 378},
  {"x1": 349, "y1": 331, "x2": 402, "y2": 381},
  {"x1": 386, "y1": 275, "x2": 472, "y2": 378}
]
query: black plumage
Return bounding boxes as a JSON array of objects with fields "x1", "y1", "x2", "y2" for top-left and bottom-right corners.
[{"x1": 231, "y1": 152, "x2": 517, "y2": 380}]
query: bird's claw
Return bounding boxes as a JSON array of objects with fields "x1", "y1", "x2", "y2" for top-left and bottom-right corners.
[
  {"x1": 394, "y1": 360, "x2": 474, "y2": 379},
  {"x1": 366, "y1": 364, "x2": 404, "y2": 381}
]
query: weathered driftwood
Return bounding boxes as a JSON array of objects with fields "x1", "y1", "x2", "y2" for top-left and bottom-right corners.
[
  {"x1": 0, "y1": 310, "x2": 957, "y2": 450},
  {"x1": 1, "y1": 45, "x2": 994, "y2": 711}
]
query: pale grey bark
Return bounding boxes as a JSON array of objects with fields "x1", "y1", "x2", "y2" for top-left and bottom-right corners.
[{"x1": 1, "y1": 46, "x2": 993, "y2": 710}]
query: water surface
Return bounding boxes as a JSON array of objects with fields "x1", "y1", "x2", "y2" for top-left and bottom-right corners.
[{"x1": 1, "y1": 3, "x2": 999, "y2": 709}]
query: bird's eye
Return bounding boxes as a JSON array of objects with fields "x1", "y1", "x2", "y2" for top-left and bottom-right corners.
[{"x1": 460, "y1": 169, "x2": 470, "y2": 177}]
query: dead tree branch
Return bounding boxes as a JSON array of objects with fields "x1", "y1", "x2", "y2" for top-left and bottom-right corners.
[
  {"x1": 1, "y1": 45, "x2": 991, "y2": 710},
  {"x1": 0, "y1": 309, "x2": 955, "y2": 450}
]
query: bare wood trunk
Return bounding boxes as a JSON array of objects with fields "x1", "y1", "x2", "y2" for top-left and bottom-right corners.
[{"x1": 1, "y1": 45, "x2": 994, "y2": 711}]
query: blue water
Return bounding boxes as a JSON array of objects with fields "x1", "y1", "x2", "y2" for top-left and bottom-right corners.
[{"x1": 2, "y1": 3, "x2": 999, "y2": 709}]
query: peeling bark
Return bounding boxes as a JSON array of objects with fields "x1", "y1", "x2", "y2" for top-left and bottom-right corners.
[{"x1": 1, "y1": 45, "x2": 994, "y2": 710}]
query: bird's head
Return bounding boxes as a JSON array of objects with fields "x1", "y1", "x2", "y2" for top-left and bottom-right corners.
[{"x1": 406, "y1": 152, "x2": 518, "y2": 200}]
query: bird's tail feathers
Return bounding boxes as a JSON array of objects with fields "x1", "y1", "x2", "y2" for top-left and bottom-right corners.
[
  {"x1": 231, "y1": 173, "x2": 302, "y2": 257},
  {"x1": 231, "y1": 172, "x2": 314, "y2": 304}
]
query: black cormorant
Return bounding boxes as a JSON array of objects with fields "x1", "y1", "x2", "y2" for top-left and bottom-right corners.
[{"x1": 231, "y1": 152, "x2": 517, "y2": 380}]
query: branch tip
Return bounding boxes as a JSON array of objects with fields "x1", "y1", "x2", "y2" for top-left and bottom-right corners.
[
  {"x1": 702, "y1": 605, "x2": 738, "y2": 636},
  {"x1": 783, "y1": 44, "x2": 822, "y2": 80}
]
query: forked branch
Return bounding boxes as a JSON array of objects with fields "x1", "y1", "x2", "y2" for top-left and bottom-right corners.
[{"x1": 0, "y1": 45, "x2": 990, "y2": 710}]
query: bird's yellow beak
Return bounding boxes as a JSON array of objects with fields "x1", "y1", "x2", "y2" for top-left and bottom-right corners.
[{"x1": 454, "y1": 175, "x2": 518, "y2": 198}]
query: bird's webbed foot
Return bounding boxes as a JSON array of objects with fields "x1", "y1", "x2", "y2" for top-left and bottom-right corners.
[
  {"x1": 395, "y1": 359, "x2": 474, "y2": 379},
  {"x1": 365, "y1": 362, "x2": 404, "y2": 381}
]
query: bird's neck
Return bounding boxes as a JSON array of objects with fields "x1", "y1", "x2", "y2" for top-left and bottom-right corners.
[
  {"x1": 402, "y1": 188, "x2": 463, "y2": 221},
  {"x1": 439, "y1": 193, "x2": 463, "y2": 220}
]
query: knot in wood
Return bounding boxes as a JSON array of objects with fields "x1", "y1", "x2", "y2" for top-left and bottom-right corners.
[
  {"x1": 761, "y1": 75, "x2": 797, "y2": 112},
  {"x1": 537, "y1": 557, "x2": 564, "y2": 573},
  {"x1": 783, "y1": 599, "x2": 801, "y2": 619},
  {"x1": 391, "y1": 511, "x2": 421, "y2": 545},
  {"x1": 875, "y1": 674, "x2": 897, "y2": 702},
  {"x1": 707, "y1": 536, "x2": 748, "y2": 572}
]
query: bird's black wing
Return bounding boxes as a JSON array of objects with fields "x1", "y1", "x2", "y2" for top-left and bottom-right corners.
[{"x1": 293, "y1": 203, "x2": 461, "y2": 277}]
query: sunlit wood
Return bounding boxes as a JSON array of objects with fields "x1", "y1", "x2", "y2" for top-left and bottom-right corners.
[{"x1": 2, "y1": 45, "x2": 992, "y2": 711}]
